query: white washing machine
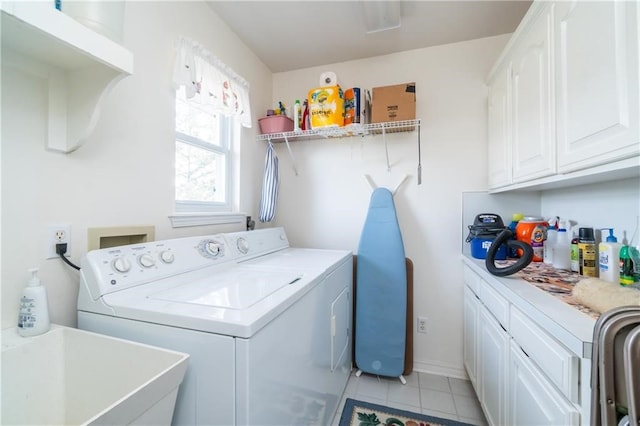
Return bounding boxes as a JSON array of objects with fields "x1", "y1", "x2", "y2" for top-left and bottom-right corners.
[{"x1": 77, "y1": 227, "x2": 352, "y2": 426}]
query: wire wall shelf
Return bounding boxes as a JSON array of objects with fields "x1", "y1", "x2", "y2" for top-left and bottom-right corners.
[
  {"x1": 256, "y1": 119, "x2": 420, "y2": 143},
  {"x1": 256, "y1": 119, "x2": 421, "y2": 177}
]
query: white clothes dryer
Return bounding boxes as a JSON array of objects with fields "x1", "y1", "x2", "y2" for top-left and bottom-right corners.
[{"x1": 77, "y1": 227, "x2": 352, "y2": 425}]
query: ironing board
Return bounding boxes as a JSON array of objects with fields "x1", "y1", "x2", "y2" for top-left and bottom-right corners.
[{"x1": 355, "y1": 186, "x2": 407, "y2": 384}]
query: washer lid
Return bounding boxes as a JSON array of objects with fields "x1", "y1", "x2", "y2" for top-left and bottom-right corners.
[{"x1": 148, "y1": 268, "x2": 302, "y2": 310}]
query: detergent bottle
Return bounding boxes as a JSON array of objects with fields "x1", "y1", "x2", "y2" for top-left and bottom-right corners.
[{"x1": 515, "y1": 216, "x2": 548, "y2": 262}]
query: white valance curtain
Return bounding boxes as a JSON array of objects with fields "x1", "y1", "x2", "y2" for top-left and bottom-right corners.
[{"x1": 173, "y1": 37, "x2": 252, "y2": 128}]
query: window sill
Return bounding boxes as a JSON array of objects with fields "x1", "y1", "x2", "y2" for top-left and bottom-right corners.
[{"x1": 169, "y1": 212, "x2": 247, "y2": 228}]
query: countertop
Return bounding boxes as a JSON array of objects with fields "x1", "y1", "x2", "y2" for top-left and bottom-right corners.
[{"x1": 462, "y1": 255, "x2": 597, "y2": 358}]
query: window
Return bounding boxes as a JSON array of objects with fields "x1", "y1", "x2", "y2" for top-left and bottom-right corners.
[
  {"x1": 170, "y1": 36, "x2": 252, "y2": 226},
  {"x1": 174, "y1": 86, "x2": 234, "y2": 212}
]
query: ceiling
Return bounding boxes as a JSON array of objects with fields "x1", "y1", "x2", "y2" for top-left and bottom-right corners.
[{"x1": 207, "y1": 1, "x2": 532, "y2": 73}]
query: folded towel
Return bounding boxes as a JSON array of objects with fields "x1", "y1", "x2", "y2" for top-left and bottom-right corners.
[{"x1": 572, "y1": 278, "x2": 640, "y2": 314}]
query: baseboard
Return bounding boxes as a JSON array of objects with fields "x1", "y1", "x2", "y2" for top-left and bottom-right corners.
[{"x1": 412, "y1": 359, "x2": 469, "y2": 380}]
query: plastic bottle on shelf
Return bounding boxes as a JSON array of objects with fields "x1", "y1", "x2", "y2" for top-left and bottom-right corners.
[
  {"x1": 17, "y1": 268, "x2": 50, "y2": 337},
  {"x1": 553, "y1": 222, "x2": 572, "y2": 270},
  {"x1": 293, "y1": 99, "x2": 302, "y2": 132},
  {"x1": 301, "y1": 100, "x2": 310, "y2": 131},
  {"x1": 599, "y1": 228, "x2": 622, "y2": 284}
]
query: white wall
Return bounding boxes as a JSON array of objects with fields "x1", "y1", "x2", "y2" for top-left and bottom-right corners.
[
  {"x1": 1, "y1": 1, "x2": 273, "y2": 329},
  {"x1": 541, "y1": 178, "x2": 640, "y2": 244},
  {"x1": 270, "y1": 35, "x2": 511, "y2": 377}
]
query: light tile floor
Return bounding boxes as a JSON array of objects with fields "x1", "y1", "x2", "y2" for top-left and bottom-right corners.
[{"x1": 332, "y1": 370, "x2": 488, "y2": 425}]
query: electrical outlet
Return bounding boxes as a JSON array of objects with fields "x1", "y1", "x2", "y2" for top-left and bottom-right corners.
[
  {"x1": 417, "y1": 316, "x2": 428, "y2": 334},
  {"x1": 47, "y1": 224, "x2": 71, "y2": 259}
]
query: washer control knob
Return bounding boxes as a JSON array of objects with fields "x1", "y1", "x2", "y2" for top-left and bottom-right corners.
[
  {"x1": 138, "y1": 253, "x2": 156, "y2": 268},
  {"x1": 236, "y1": 237, "x2": 249, "y2": 254},
  {"x1": 160, "y1": 250, "x2": 175, "y2": 264},
  {"x1": 112, "y1": 257, "x2": 132, "y2": 273}
]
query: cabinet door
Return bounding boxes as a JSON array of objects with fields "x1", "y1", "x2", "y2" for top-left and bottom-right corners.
[
  {"x1": 555, "y1": 0, "x2": 640, "y2": 172},
  {"x1": 511, "y1": 5, "x2": 556, "y2": 183},
  {"x1": 478, "y1": 306, "x2": 509, "y2": 426},
  {"x1": 487, "y1": 65, "x2": 512, "y2": 189},
  {"x1": 463, "y1": 285, "x2": 479, "y2": 388},
  {"x1": 509, "y1": 341, "x2": 580, "y2": 426}
]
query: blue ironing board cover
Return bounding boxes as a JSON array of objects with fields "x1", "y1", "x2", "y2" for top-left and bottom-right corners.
[{"x1": 356, "y1": 187, "x2": 407, "y2": 377}]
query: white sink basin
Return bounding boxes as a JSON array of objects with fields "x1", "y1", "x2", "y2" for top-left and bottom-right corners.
[{"x1": 1, "y1": 325, "x2": 189, "y2": 425}]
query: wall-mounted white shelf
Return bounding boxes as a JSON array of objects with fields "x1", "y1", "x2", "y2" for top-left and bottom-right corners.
[
  {"x1": 1, "y1": 2, "x2": 134, "y2": 153},
  {"x1": 256, "y1": 119, "x2": 420, "y2": 143},
  {"x1": 257, "y1": 119, "x2": 421, "y2": 176}
]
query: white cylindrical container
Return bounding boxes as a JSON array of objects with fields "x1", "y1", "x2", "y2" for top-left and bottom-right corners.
[
  {"x1": 17, "y1": 268, "x2": 50, "y2": 337},
  {"x1": 599, "y1": 228, "x2": 622, "y2": 284},
  {"x1": 553, "y1": 227, "x2": 572, "y2": 270},
  {"x1": 62, "y1": 1, "x2": 125, "y2": 43}
]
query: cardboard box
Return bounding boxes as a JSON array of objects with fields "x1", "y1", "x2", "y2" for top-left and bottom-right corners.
[{"x1": 371, "y1": 82, "x2": 416, "y2": 124}]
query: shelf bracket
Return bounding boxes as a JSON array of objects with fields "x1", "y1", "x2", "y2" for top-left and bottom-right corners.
[
  {"x1": 382, "y1": 125, "x2": 390, "y2": 171},
  {"x1": 281, "y1": 134, "x2": 298, "y2": 176}
]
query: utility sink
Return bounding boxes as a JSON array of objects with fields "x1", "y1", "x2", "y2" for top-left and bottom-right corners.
[{"x1": 1, "y1": 325, "x2": 189, "y2": 425}]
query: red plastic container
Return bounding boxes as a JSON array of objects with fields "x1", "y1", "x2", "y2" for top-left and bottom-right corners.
[{"x1": 258, "y1": 116, "x2": 294, "y2": 134}]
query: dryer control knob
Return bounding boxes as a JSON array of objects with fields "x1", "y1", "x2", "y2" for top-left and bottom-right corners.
[
  {"x1": 138, "y1": 253, "x2": 156, "y2": 268},
  {"x1": 199, "y1": 239, "x2": 224, "y2": 258},
  {"x1": 112, "y1": 257, "x2": 132, "y2": 273},
  {"x1": 237, "y1": 237, "x2": 249, "y2": 254},
  {"x1": 160, "y1": 250, "x2": 175, "y2": 264}
]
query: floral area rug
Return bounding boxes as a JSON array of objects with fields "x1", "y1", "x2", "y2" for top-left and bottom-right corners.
[{"x1": 339, "y1": 398, "x2": 473, "y2": 426}]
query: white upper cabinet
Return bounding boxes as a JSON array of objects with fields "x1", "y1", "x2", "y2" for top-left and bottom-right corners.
[
  {"x1": 511, "y1": 5, "x2": 556, "y2": 183},
  {"x1": 487, "y1": 64, "x2": 512, "y2": 188},
  {"x1": 555, "y1": 0, "x2": 639, "y2": 172},
  {"x1": 0, "y1": 2, "x2": 133, "y2": 153},
  {"x1": 486, "y1": 0, "x2": 639, "y2": 192}
]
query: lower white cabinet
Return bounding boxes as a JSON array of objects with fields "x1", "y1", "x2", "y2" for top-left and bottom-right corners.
[
  {"x1": 478, "y1": 306, "x2": 509, "y2": 426},
  {"x1": 509, "y1": 341, "x2": 580, "y2": 425},
  {"x1": 463, "y1": 285, "x2": 479, "y2": 387},
  {"x1": 463, "y1": 265, "x2": 586, "y2": 425}
]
